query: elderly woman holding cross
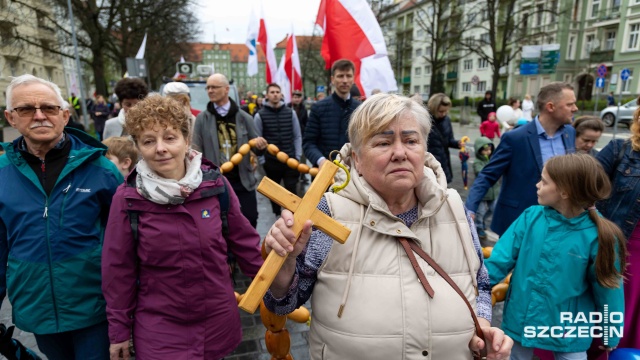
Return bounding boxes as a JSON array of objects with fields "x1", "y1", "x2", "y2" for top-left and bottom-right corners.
[{"x1": 263, "y1": 93, "x2": 513, "y2": 359}]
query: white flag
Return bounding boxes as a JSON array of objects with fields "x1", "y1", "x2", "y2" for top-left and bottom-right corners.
[
  {"x1": 246, "y1": 8, "x2": 259, "y2": 76},
  {"x1": 276, "y1": 53, "x2": 291, "y2": 104},
  {"x1": 135, "y1": 33, "x2": 147, "y2": 59}
]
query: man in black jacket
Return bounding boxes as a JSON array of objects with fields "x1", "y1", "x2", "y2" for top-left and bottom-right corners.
[
  {"x1": 477, "y1": 90, "x2": 496, "y2": 122},
  {"x1": 303, "y1": 59, "x2": 361, "y2": 168},
  {"x1": 255, "y1": 83, "x2": 302, "y2": 215},
  {"x1": 288, "y1": 90, "x2": 309, "y2": 183},
  {"x1": 425, "y1": 93, "x2": 461, "y2": 183}
]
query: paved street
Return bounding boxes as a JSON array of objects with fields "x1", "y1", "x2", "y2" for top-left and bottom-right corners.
[{"x1": 0, "y1": 120, "x2": 630, "y2": 359}]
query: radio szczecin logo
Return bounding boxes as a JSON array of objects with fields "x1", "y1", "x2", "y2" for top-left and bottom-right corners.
[{"x1": 523, "y1": 305, "x2": 623, "y2": 346}]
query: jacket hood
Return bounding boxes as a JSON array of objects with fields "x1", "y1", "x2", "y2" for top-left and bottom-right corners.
[
  {"x1": 543, "y1": 206, "x2": 595, "y2": 231},
  {"x1": 333, "y1": 143, "x2": 449, "y2": 218},
  {"x1": 263, "y1": 100, "x2": 286, "y2": 110},
  {"x1": 473, "y1": 136, "x2": 494, "y2": 159}
]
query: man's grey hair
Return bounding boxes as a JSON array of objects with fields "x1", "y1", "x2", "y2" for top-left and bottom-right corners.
[{"x1": 6, "y1": 74, "x2": 66, "y2": 110}]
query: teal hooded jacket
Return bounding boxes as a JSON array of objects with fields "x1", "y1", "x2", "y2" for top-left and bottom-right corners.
[
  {"x1": 0, "y1": 128, "x2": 123, "y2": 334},
  {"x1": 486, "y1": 205, "x2": 624, "y2": 351}
]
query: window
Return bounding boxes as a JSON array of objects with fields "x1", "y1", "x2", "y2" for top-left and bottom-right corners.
[
  {"x1": 462, "y1": 82, "x2": 472, "y2": 92},
  {"x1": 415, "y1": 67, "x2": 422, "y2": 76},
  {"x1": 463, "y1": 59, "x2": 473, "y2": 71},
  {"x1": 478, "y1": 58, "x2": 488, "y2": 69},
  {"x1": 467, "y1": 13, "x2": 477, "y2": 25},
  {"x1": 414, "y1": 86, "x2": 420, "y2": 93},
  {"x1": 416, "y1": 48, "x2": 422, "y2": 57},
  {"x1": 606, "y1": 31, "x2": 616, "y2": 50},
  {"x1": 567, "y1": 35, "x2": 576, "y2": 60},
  {"x1": 480, "y1": 33, "x2": 490, "y2": 44},
  {"x1": 591, "y1": 0, "x2": 600, "y2": 18},
  {"x1": 464, "y1": 37, "x2": 475, "y2": 47},
  {"x1": 550, "y1": 0, "x2": 558, "y2": 23},
  {"x1": 536, "y1": 4, "x2": 544, "y2": 26},
  {"x1": 563, "y1": 74, "x2": 572, "y2": 83},
  {"x1": 425, "y1": 46, "x2": 432, "y2": 55},
  {"x1": 583, "y1": 34, "x2": 595, "y2": 58},
  {"x1": 481, "y1": 9, "x2": 488, "y2": 21},
  {"x1": 424, "y1": 65, "x2": 431, "y2": 74},
  {"x1": 521, "y1": 13, "x2": 529, "y2": 36},
  {"x1": 9, "y1": 60, "x2": 17, "y2": 76},
  {"x1": 477, "y1": 81, "x2": 487, "y2": 92},
  {"x1": 423, "y1": 85, "x2": 430, "y2": 94},
  {"x1": 612, "y1": 0, "x2": 620, "y2": 12},
  {"x1": 417, "y1": 29, "x2": 424, "y2": 38},
  {"x1": 627, "y1": 23, "x2": 640, "y2": 51}
]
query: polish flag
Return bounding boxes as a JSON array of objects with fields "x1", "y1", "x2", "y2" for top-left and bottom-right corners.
[
  {"x1": 284, "y1": 29, "x2": 303, "y2": 98},
  {"x1": 258, "y1": 4, "x2": 277, "y2": 83},
  {"x1": 315, "y1": 0, "x2": 397, "y2": 96}
]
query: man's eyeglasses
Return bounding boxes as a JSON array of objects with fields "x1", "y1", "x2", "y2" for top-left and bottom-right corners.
[
  {"x1": 206, "y1": 85, "x2": 225, "y2": 91},
  {"x1": 11, "y1": 105, "x2": 62, "y2": 117}
]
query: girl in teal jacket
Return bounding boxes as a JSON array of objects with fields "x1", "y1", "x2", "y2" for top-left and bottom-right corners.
[{"x1": 485, "y1": 153, "x2": 626, "y2": 359}]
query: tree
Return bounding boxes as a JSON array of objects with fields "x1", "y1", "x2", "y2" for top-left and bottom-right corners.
[
  {"x1": 297, "y1": 31, "x2": 329, "y2": 96},
  {"x1": 464, "y1": 0, "x2": 566, "y2": 99},
  {"x1": 2, "y1": 0, "x2": 199, "y2": 96},
  {"x1": 381, "y1": 0, "x2": 479, "y2": 96}
]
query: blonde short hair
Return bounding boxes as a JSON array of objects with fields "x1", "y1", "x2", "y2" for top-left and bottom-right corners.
[
  {"x1": 348, "y1": 93, "x2": 431, "y2": 152},
  {"x1": 125, "y1": 94, "x2": 191, "y2": 142}
]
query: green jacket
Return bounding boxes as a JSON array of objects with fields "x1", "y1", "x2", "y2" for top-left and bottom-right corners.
[
  {"x1": 486, "y1": 206, "x2": 624, "y2": 351},
  {"x1": 472, "y1": 137, "x2": 499, "y2": 201},
  {"x1": 0, "y1": 128, "x2": 123, "y2": 334}
]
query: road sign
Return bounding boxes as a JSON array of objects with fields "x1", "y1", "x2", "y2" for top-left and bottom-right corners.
[
  {"x1": 597, "y1": 64, "x2": 607, "y2": 78},
  {"x1": 176, "y1": 62, "x2": 194, "y2": 75},
  {"x1": 316, "y1": 85, "x2": 325, "y2": 93},
  {"x1": 471, "y1": 75, "x2": 480, "y2": 85},
  {"x1": 595, "y1": 77, "x2": 605, "y2": 88},
  {"x1": 621, "y1": 68, "x2": 631, "y2": 81}
]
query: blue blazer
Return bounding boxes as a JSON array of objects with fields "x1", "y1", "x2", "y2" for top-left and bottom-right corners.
[{"x1": 465, "y1": 119, "x2": 576, "y2": 236}]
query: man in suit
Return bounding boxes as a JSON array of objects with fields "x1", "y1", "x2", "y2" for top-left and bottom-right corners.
[{"x1": 465, "y1": 82, "x2": 578, "y2": 236}]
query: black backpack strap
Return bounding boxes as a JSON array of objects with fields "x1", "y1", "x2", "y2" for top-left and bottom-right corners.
[
  {"x1": 127, "y1": 210, "x2": 140, "y2": 246},
  {"x1": 219, "y1": 179, "x2": 230, "y2": 237}
]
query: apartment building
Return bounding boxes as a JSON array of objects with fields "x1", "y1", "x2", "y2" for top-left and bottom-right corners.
[{"x1": 0, "y1": 0, "x2": 67, "y2": 107}]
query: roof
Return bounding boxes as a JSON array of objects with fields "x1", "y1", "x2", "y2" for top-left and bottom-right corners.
[
  {"x1": 274, "y1": 35, "x2": 323, "y2": 50},
  {"x1": 187, "y1": 42, "x2": 267, "y2": 63}
]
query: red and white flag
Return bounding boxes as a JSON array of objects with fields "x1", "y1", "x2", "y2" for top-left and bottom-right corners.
[
  {"x1": 258, "y1": 3, "x2": 277, "y2": 84},
  {"x1": 284, "y1": 28, "x2": 303, "y2": 99},
  {"x1": 315, "y1": 0, "x2": 397, "y2": 96}
]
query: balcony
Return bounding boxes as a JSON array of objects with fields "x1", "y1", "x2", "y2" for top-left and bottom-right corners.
[
  {"x1": 592, "y1": 7, "x2": 621, "y2": 25},
  {"x1": 402, "y1": 76, "x2": 411, "y2": 84},
  {"x1": 446, "y1": 71, "x2": 458, "y2": 80},
  {"x1": 590, "y1": 49, "x2": 614, "y2": 63}
]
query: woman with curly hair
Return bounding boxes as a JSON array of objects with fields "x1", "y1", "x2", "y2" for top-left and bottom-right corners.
[
  {"x1": 595, "y1": 98, "x2": 640, "y2": 351},
  {"x1": 101, "y1": 95, "x2": 263, "y2": 359}
]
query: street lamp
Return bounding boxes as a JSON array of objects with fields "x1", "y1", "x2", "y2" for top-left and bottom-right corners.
[{"x1": 66, "y1": 0, "x2": 89, "y2": 129}]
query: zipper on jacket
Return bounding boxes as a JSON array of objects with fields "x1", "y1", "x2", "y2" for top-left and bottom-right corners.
[
  {"x1": 59, "y1": 183, "x2": 71, "y2": 227},
  {"x1": 44, "y1": 196, "x2": 60, "y2": 330}
]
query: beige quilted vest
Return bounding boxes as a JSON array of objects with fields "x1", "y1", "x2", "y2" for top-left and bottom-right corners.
[{"x1": 308, "y1": 145, "x2": 481, "y2": 360}]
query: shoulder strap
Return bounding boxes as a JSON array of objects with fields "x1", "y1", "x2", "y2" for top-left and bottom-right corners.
[{"x1": 398, "y1": 237, "x2": 487, "y2": 360}]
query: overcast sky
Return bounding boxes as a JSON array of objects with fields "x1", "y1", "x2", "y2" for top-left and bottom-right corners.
[{"x1": 194, "y1": 0, "x2": 322, "y2": 45}]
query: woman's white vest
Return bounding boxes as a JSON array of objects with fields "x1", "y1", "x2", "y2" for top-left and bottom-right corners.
[{"x1": 308, "y1": 144, "x2": 481, "y2": 360}]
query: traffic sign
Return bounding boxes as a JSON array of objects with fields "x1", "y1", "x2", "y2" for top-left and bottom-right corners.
[
  {"x1": 471, "y1": 75, "x2": 480, "y2": 85},
  {"x1": 595, "y1": 77, "x2": 605, "y2": 88},
  {"x1": 597, "y1": 64, "x2": 607, "y2": 78},
  {"x1": 316, "y1": 85, "x2": 325, "y2": 93},
  {"x1": 176, "y1": 62, "x2": 194, "y2": 75},
  {"x1": 621, "y1": 68, "x2": 631, "y2": 81}
]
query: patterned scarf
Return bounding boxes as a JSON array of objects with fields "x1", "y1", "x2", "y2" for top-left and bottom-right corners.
[{"x1": 136, "y1": 149, "x2": 203, "y2": 205}]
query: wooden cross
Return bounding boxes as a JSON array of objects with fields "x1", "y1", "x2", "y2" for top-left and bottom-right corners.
[{"x1": 238, "y1": 161, "x2": 351, "y2": 313}]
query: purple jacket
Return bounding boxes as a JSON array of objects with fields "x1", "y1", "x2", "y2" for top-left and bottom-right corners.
[{"x1": 102, "y1": 161, "x2": 263, "y2": 359}]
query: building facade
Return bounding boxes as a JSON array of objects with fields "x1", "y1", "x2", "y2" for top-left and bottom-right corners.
[
  {"x1": 381, "y1": 0, "x2": 640, "y2": 102},
  {"x1": 0, "y1": 0, "x2": 68, "y2": 108}
]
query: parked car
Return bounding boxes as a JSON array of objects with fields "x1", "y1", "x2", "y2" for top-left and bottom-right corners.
[
  {"x1": 158, "y1": 80, "x2": 239, "y2": 112},
  {"x1": 600, "y1": 99, "x2": 637, "y2": 127}
]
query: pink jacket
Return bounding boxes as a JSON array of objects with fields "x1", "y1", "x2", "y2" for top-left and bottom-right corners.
[
  {"x1": 480, "y1": 120, "x2": 501, "y2": 139},
  {"x1": 102, "y1": 162, "x2": 263, "y2": 359}
]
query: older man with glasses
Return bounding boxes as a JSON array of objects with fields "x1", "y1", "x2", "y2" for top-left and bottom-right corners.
[
  {"x1": 0, "y1": 75, "x2": 123, "y2": 360},
  {"x1": 192, "y1": 73, "x2": 267, "y2": 228}
]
